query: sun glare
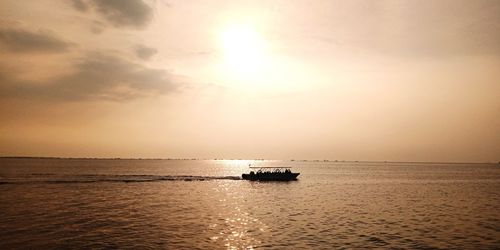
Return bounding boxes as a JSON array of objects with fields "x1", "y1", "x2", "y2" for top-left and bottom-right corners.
[
  {"x1": 215, "y1": 22, "x2": 304, "y2": 92},
  {"x1": 219, "y1": 24, "x2": 266, "y2": 77}
]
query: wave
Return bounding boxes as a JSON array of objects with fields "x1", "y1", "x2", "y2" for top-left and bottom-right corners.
[{"x1": 0, "y1": 174, "x2": 242, "y2": 185}]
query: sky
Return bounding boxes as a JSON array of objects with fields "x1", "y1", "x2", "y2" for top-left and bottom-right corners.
[{"x1": 0, "y1": 0, "x2": 499, "y2": 162}]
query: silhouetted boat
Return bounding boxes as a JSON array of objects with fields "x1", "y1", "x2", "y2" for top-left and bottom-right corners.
[{"x1": 242, "y1": 167, "x2": 299, "y2": 181}]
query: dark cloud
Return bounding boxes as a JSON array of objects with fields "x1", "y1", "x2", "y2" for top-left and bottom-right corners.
[
  {"x1": 71, "y1": 0, "x2": 153, "y2": 29},
  {"x1": 90, "y1": 21, "x2": 106, "y2": 34},
  {"x1": 0, "y1": 52, "x2": 178, "y2": 102},
  {"x1": 0, "y1": 28, "x2": 74, "y2": 53},
  {"x1": 70, "y1": 0, "x2": 88, "y2": 12},
  {"x1": 135, "y1": 44, "x2": 158, "y2": 60}
]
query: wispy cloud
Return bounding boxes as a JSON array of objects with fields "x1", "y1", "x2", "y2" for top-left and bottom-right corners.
[
  {"x1": 70, "y1": 0, "x2": 88, "y2": 12},
  {"x1": 294, "y1": 1, "x2": 500, "y2": 58},
  {"x1": 0, "y1": 27, "x2": 74, "y2": 53},
  {"x1": 0, "y1": 52, "x2": 179, "y2": 102},
  {"x1": 134, "y1": 44, "x2": 158, "y2": 60},
  {"x1": 70, "y1": 0, "x2": 153, "y2": 29}
]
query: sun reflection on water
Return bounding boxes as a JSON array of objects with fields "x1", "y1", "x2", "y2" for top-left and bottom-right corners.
[
  {"x1": 207, "y1": 181, "x2": 268, "y2": 249},
  {"x1": 217, "y1": 160, "x2": 255, "y2": 167}
]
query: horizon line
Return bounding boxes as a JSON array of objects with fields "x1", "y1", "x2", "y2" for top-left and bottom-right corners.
[{"x1": 0, "y1": 155, "x2": 497, "y2": 165}]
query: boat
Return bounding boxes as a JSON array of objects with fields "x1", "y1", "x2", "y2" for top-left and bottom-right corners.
[{"x1": 242, "y1": 167, "x2": 299, "y2": 181}]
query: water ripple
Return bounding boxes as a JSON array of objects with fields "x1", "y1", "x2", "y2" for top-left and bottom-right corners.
[{"x1": 0, "y1": 174, "x2": 242, "y2": 184}]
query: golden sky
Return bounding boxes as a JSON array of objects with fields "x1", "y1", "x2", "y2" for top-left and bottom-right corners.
[{"x1": 0, "y1": 0, "x2": 499, "y2": 162}]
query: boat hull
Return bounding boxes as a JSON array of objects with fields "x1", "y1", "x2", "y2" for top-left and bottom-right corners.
[{"x1": 242, "y1": 172, "x2": 299, "y2": 181}]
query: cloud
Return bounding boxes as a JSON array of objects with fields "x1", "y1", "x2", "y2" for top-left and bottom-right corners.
[
  {"x1": 0, "y1": 52, "x2": 179, "y2": 102},
  {"x1": 135, "y1": 44, "x2": 158, "y2": 60},
  {"x1": 70, "y1": 0, "x2": 88, "y2": 12},
  {"x1": 0, "y1": 27, "x2": 74, "y2": 53},
  {"x1": 301, "y1": 0, "x2": 500, "y2": 58},
  {"x1": 90, "y1": 20, "x2": 106, "y2": 34},
  {"x1": 70, "y1": 0, "x2": 153, "y2": 29}
]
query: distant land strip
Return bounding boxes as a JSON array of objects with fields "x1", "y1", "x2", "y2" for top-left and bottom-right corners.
[{"x1": 0, "y1": 156, "x2": 497, "y2": 165}]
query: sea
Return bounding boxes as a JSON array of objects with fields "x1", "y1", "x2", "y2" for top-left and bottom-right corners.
[{"x1": 0, "y1": 158, "x2": 499, "y2": 249}]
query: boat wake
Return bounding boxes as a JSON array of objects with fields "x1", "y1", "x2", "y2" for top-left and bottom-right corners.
[{"x1": 0, "y1": 174, "x2": 242, "y2": 185}]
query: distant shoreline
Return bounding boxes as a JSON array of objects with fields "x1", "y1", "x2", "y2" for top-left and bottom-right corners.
[{"x1": 0, "y1": 156, "x2": 497, "y2": 165}]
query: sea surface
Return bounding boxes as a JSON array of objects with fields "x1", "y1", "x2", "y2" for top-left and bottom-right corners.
[{"x1": 0, "y1": 158, "x2": 499, "y2": 249}]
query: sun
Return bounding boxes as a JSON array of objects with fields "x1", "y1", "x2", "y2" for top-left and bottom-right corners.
[
  {"x1": 215, "y1": 22, "x2": 304, "y2": 92},
  {"x1": 219, "y1": 24, "x2": 266, "y2": 77}
]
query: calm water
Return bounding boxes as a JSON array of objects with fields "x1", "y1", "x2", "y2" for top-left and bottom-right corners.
[{"x1": 0, "y1": 158, "x2": 499, "y2": 249}]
